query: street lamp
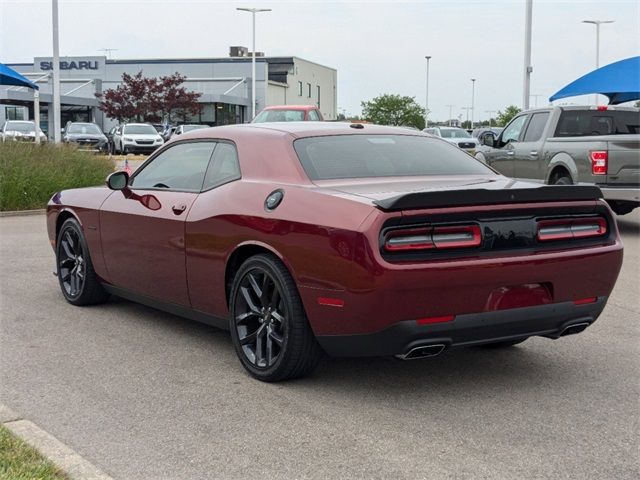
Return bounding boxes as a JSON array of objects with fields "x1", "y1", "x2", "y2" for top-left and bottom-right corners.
[
  {"x1": 51, "y1": 0, "x2": 61, "y2": 143},
  {"x1": 237, "y1": 7, "x2": 271, "y2": 119},
  {"x1": 583, "y1": 19, "x2": 615, "y2": 104},
  {"x1": 462, "y1": 107, "x2": 472, "y2": 128},
  {"x1": 485, "y1": 110, "x2": 497, "y2": 127},
  {"x1": 445, "y1": 104, "x2": 454, "y2": 127},
  {"x1": 425, "y1": 56, "x2": 431, "y2": 128},
  {"x1": 523, "y1": 0, "x2": 533, "y2": 110},
  {"x1": 470, "y1": 78, "x2": 476, "y2": 129}
]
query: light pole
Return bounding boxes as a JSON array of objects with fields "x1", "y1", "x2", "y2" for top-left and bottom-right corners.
[
  {"x1": 523, "y1": 0, "x2": 533, "y2": 110},
  {"x1": 237, "y1": 7, "x2": 271, "y2": 119},
  {"x1": 583, "y1": 19, "x2": 614, "y2": 104},
  {"x1": 462, "y1": 107, "x2": 471, "y2": 128},
  {"x1": 485, "y1": 110, "x2": 497, "y2": 127},
  {"x1": 470, "y1": 78, "x2": 476, "y2": 129},
  {"x1": 445, "y1": 104, "x2": 454, "y2": 127},
  {"x1": 424, "y1": 56, "x2": 431, "y2": 128},
  {"x1": 51, "y1": 0, "x2": 61, "y2": 143}
]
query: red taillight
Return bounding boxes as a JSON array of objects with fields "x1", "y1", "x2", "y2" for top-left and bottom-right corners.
[
  {"x1": 590, "y1": 150, "x2": 608, "y2": 175},
  {"x1": 384, "y1": 224, "x2": 481, "y2": 252},
  {"x1": 537, "y1": 217, "x2": 607, "y2": 242}
]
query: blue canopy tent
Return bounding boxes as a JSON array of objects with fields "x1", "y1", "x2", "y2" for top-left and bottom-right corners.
[
  {"x1": 550, "y1": 56, "x2": 640, "y2": 105},
  {"x1": 0, "y1": 62, "x2": 39, "y2": 90}
]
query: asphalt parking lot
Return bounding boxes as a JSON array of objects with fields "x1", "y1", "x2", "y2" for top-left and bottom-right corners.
[{"x1": 1, "y1": 211, "x2": 638, "y2": 480}]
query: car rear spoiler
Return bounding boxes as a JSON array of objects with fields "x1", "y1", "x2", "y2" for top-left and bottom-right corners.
[{"x1": 373, "y1": 185, "x2": 603, "y2": 211}]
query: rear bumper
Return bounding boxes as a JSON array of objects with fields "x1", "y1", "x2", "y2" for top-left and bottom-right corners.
[
  {"x1": 316, "y1": 298, "x2": 607, "y2": 357},
  {"x1": 600, "y1": 187, "x2": 640, "y2": 204}
]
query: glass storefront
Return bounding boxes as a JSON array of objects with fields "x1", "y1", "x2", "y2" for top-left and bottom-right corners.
[{"x1": 182, "y1": 103, "x2": 245, "y2": 126}]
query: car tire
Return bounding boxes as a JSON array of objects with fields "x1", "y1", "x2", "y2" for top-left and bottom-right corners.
[
  {"x1": 479, "y1": 338, "x2": 528, "y2": 349},
  {"x1": 552, "y1": 174, "x2": 572, "y2": 185},
  {"x1": 56, "y1": 218, "x2": 109, "y2": 306},
  {"x1": 607, "y1": 201, "x2": 635, "y2": 216},
  {"x1": 229, "y1": 253, "x2": 322, "y2": 382}
]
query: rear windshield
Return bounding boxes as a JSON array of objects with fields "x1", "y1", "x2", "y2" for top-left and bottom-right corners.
[
  {"x1": 293, "y1": 135, "x2": 492, "y2": 180},
  {"x1": 254, "y1": 110, "x2": 305, "y2": 122},
  {"x1": 554, "y1": 110, "x2": 640, "y2": 137}
]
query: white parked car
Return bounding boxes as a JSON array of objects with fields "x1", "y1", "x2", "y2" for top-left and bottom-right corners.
[
  {"x1": 423, "y1": 126, "x2": 479, "y2": 155},
  {"x1": 112, "y1": 123, "x2": 164, "y2": 155},
  {"x1": 1, "y1": 120, "x2": 47, "y2": 142}
]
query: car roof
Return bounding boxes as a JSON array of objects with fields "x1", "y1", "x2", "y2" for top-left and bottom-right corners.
[{"x1": 183, "y1": 122, "x2": 430, "y2": 140}]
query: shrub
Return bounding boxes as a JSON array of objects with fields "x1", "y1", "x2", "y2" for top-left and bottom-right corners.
[{"x1": 0, "y1": 142, "x2": 114, "y2": 211}]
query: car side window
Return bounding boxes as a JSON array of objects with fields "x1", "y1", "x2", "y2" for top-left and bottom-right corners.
[
  {"x1": 308, "y1": 110, "x2": 320, "y2": 121},
  {"x1": 501, "y1": 115, "x2": 528, "y2": 144},
  {"x1": 130, "y1": 141, "x2": 216, "y2": 191},
  {"x1": 202, "y1": 142, "x2": 241, "y2": 190},
  {"x1": 522, "y1": 112, "x2": 549, "y2": 142}
]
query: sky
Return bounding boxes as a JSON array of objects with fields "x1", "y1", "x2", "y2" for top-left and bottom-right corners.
[{"x1": 1, "y1": 0, "x2": 638, "y2": 121}]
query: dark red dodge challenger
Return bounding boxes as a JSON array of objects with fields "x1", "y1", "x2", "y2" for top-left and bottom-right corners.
[{"x1": 47, "y1": 122, "x2": 623, "y2": 381}]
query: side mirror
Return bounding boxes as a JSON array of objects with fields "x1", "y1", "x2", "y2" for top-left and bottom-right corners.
[
  {"x1": 106, "y1": 171, "x2": 129, "y2": 190},
  {"x1": 482, "y1": 133, "x2": 495, "y2": 147}
]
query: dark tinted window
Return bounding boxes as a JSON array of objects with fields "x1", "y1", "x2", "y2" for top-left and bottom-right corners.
[
  {"x1": 554, "y1": 110, "x2": 640, "y2": 137},
  {"x1": 523, "y1": 112, "x2": 549, "y2": 142},
  {"x1": 202, "y1": 142, "x2": 241, "y2": 190},
  {"x1": 131, "y1": 142, "x2": 215, "y2": 191},
  {"x1": 294, "y1": 135, "x2": 492, "y2": 181}
]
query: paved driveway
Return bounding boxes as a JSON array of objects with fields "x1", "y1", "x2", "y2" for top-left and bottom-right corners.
[{"x1": 1, "y1": 212, "x2": 639, "y2": 479}]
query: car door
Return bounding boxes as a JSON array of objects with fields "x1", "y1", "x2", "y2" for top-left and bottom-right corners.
[
  {"x1": 513, "y1": 111, "x2": 550, "y2": 181},
  {"x1": 100, "y1": 141, "x2": 216, "y2": 306},
  {"x1": 484, "y1": 114, "x2": 529, "y2": 177}
]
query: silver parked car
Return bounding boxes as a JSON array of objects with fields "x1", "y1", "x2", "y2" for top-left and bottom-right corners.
[
  {"x1": 423, "y1": 126, "x2": 479, "y2": 155},
  {"x1": 1, "y1": 120, "x2": 47, "y2": 142}
]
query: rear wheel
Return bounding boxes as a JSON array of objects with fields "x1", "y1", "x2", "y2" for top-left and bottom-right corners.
[
  {"x1": 229, "y1": 254, "x2": 322, "y2": 382},
  {"x1": 552, "y1": 172, "x2": 572, "y2": 185},
  {"x1": 56, "y1": 218, "x2": 109, "y2": 306}
]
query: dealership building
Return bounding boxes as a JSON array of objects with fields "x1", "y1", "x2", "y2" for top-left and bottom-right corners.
[{"x1": 0, "y1": 47, "x2": 337, "y2": 135}]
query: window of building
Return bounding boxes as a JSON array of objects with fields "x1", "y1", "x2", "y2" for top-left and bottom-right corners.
[
  {"x1": 307, "y1": 83, "x2": 312, "y2": 98},
  {"x1": 5, "y1": 107, "x2": 25, "y2": 121},
  {"x1": 297, "y1": 81, "x2": 303, "y2": 96},
  {"x1": 316, "y1": 86, "x2": 321, "y2": 107},
  {"x1": 131, "y1": 142, "x2": 216, "y2": 192}
]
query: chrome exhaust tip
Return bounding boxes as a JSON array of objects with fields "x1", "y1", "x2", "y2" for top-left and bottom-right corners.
[
  {"x1": 396, "y1": 344, "x2": 446, "y2": 360},
  {"x1": 560, "y1": 322, "x2": 590, "y2": 337}
]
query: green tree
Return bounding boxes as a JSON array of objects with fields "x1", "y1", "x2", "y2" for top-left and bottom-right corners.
[
  {"x1": 361, "y1": 94, "x2": 426, "y2": 129},
  {"x1": 496, "y1": 105, "x2": 522, "y2": 127}
]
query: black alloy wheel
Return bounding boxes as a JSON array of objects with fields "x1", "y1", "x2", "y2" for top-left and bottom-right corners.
[
  {"x1": 234, "y1": 268, "x2": 286, "y2": 368},
  {"x1": 229, "y1": 254, "x2": 322, "y2": 381},
  {"x1": 58, "y1": 226, "x2": 85, "y2": 298},
  {"x1": 56, "y1": 218, "x2": 109, "y2": 306}
]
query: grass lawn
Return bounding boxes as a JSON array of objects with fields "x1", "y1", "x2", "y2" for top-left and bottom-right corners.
[
  {"x1": 0, "y1": 142, "x2": 114, "y2": 211},
  {"x1": 0, "y1": 424, "x2": 69, "y2": 480}
]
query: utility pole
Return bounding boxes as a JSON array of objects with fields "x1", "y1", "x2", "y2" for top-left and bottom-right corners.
[
  {"x1": 470, "y1": 78, "x2": 476, "y2": 129},
  {"x1": 237, "y1": 7, "x2": 272, "y2": 119},
  {"x1": 445, "y1": 104, "x2": 454, "y2": 127},
  {"x1": 462, "y1": 107, "x2": 472, "y2": 129},
  {"x1": 424, "y1": 56, "x2": 431, "y2": 128},
  {"x1": 51, "y1": 0, "x2": 61, "y2": 143},
  {"x1": 523, "y1": 0, "x2": 533, "y2": 110}
]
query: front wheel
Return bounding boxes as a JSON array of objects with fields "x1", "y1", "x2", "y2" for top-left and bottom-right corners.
[
  {"x1": 229, "y1": 254, "x2": 322, "y2": 382},
  {"x1": 56, "y1": 218, "x2": 109, "y2": 306}
]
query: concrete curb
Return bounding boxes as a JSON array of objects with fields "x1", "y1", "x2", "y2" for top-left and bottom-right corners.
[
  {"x1": 0, "y1": 208, "x2": 46, "y2": 217},
  {"x1": 1, "y1": 403, "x2": 114, "y2": 480}
]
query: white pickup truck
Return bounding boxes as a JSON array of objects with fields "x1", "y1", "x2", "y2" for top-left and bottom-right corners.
[{"x1": 476, "y1": 106, "x2": 640, "y2": 215}]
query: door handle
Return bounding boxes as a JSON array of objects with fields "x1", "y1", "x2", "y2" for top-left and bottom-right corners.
[
  {"x1": 530, "y1": 151, "x2": 539, "y2": 156},
  {"x1": 171, "y1": 204, "x2": 187, "y2": 215},
  {"x1": 506, "y1": 151, "x2": 515, "y2": 156}
]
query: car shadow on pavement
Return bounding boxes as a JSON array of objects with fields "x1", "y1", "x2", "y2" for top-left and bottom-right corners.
[
  {"x1": 616, "y1": 216, "x2": 640, "y2": 236},
  {"x1": 104, "y1": 296, "x2": 580, "y2": 400}
]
